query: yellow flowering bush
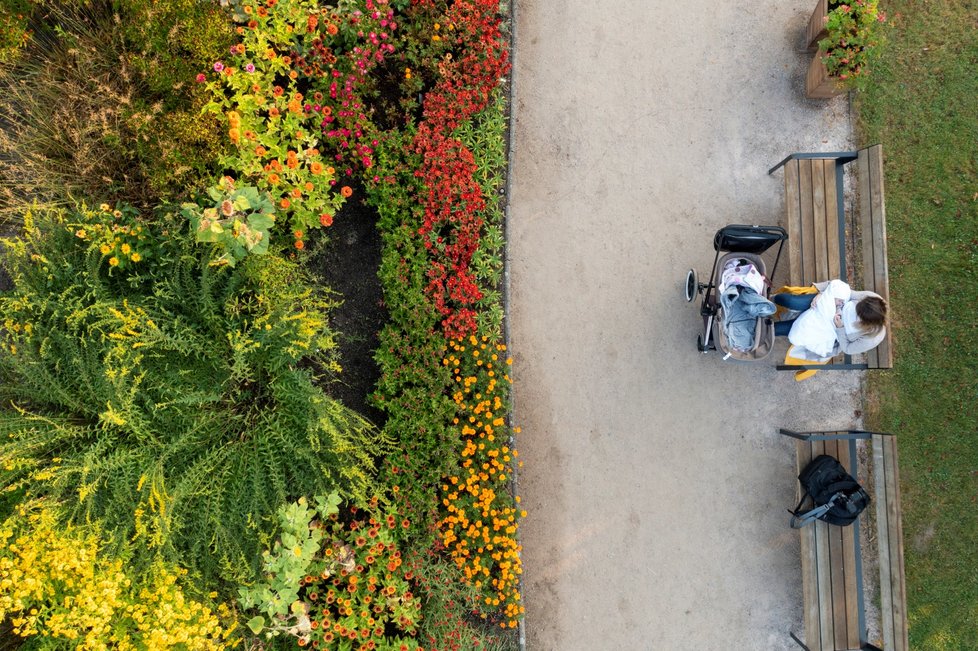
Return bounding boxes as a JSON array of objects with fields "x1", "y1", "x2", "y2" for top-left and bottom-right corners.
[
  {"x1": 0, "y1": 505, "x2": 238, "y2": 648},
  {"x1": 439, "y1": 335, "x2": 525, "y2": 628},
  {"x1": 69, "y1": 202, "x2": 157, "y2": 271}
]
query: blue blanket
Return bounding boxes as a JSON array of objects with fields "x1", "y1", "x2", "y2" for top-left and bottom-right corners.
[{"x1": 720, "y1": 286, "x2": 776, "y2": 351}]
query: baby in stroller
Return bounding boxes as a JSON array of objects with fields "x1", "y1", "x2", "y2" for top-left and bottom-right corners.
[{"x1": 685, "y1": 224, "x2": 787, "y2": 361}]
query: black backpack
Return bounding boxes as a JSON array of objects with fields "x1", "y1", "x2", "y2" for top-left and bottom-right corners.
[{"x1": 790, "y1": 454, "x2": 871, "y2": 528}]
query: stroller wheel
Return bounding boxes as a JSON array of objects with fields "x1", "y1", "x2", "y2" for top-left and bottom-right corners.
[{"x1": 684, "y1": 269, "x2": 697, "y2": 302}]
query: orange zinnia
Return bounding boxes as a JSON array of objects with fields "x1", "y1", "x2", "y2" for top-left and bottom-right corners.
[
  {"x1": 341, "y1": 186, "x2": 353, "y2": 198},
  {"x1": 310, "y1": 162, "x2": 323, "y2": 175},
  {"x1": 280, "y1": 198, "x2": 290, "y2": 209},
  {"x1": 294, "y1": 239, "x2": 304, "y2": 250},
  {"x1": 291, "y1": 188, "x2": 302, "y2": 198},
  {"x1": 319, "y1": 213, "x2": 333, "y2": 227}
]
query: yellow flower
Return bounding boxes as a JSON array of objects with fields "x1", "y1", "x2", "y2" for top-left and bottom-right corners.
[
  {"x1": 120, "y1": 243, "x2": 131, "y2": 254},
  {"x1": 75, "y1": 229, "x2": 87, "y2": 239},
  {"x1": 130, "y1": 252, "x2": 142, "y2": 263},
  {"x1": 99, "y1": 203, "x2": 110, "y2": 211},
  {"x1": 108, "y1": 257, "x2": 119, "y2": 267},
  {"x1": 99, "y1": 244, "x2": 111, "y2": 255}
]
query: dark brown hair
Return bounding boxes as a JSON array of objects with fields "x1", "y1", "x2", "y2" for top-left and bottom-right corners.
[{"x1": 856, "y1": 295, "x2": 887, "y2": 334}]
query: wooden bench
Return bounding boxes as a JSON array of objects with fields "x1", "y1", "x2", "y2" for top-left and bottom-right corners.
[
  {"x1": 768, "y1": 145, "x2": 892, "y2": 370},
  {"x1": 780, "y1": 429, "x2": 908, "y2": 651}
]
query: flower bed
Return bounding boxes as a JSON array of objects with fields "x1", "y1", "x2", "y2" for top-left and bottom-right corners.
[{"x1": 0, "y1": 0, "x2": 520, "y2": 648}]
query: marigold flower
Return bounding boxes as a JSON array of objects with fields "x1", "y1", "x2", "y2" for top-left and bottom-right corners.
[
  {"x1": 291, "y1": 188, "x2": 302, "y2": 198},
  {"x1": 294, "y1": 239, "x2": 304, "y2": 250},
  {"x1": 255, "y1": 145, "x2": 267, "y2": 156},
  {"x1": 341, "y1": 186, "x2": 353, "y2": 198},
  {"x1": 319, "y1": 213, "x2": 333, "y2": 227},
  {"x1": 280, "y1": 198, "x2": 291, "y2": 209},
  {"x1": 268, "y1": 173, "x2": 280, "y2": 184}
]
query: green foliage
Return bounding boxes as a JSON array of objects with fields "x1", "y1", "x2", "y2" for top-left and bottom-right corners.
[
  {"x1": 183, "y1": 177, "x2": 277, "y2": 267},
  {"x1": 455, "y1": 89, "x2": 508, "y2": 337},
  {"x1": 367, "y1": 130, "x2": 460, "y2": 543},
  {"x1": 240, "y1": 494, "x2": 422, "y2": 649},
  {"x1": 856, "y1": 2, "x2": 978, "y2": 648},
  {"x1": 818, "y1": 0, "x2": 886, "y2": 86},
  {"x1": 0, "y1": 205, "x2": 384, "y2": 589},
  {"x1": 0, "y1": 0, "x2": 30, "y2": 62}
]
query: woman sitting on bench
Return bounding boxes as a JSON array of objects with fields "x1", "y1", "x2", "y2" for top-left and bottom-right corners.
[{"x1": 773, "y1": 280, "x2": 888, "y2": 356}]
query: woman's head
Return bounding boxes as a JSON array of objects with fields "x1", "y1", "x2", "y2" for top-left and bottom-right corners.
[{"x1": 856, "y1": 295, "x2": 887, "y2": 332}]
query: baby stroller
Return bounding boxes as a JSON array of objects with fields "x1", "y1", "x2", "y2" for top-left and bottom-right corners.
[{"x1": 684, "y1": 224, "x2": 787, "y2": 360}]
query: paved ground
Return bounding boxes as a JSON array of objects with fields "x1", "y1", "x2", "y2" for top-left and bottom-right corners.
[{"x1": 507, "y1": 1, "x2": 867, "y2": 649}]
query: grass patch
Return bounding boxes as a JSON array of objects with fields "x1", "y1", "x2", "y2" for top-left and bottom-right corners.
[{"x1": 856, "y1": 2, "x2": 978, "y2": 647}]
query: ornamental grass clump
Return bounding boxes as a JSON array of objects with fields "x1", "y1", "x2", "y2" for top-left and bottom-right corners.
[
  {"x1": 818, "y1": 0, "x2": 886, "y2": 86},
  {"x1": 0, "y1": 0, "x2": 232, "y2": 218}
]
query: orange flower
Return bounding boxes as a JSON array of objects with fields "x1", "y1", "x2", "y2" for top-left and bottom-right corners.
[
  {"x1": 294, "y1": 230, "x2": 304, "y2": 239},
  {"x1": 255, "y1": 145, "x2": 267, "y2": 156},
  {"x1": 326, "y1": 23, "x2": 338, "y2": 36},
  {"x1": 310, "y1": 162, "x2": 323, "y2": 175},
  {"x1": 304, "y1": 182, "x2": 314, "y2": 191},
  {"x1": 269, "y1": 107, "x2": 280, "y2": 117},
  {"x1": 251, "y1": 83, "x2": 261, "y2": 93},
  {"x1": 256, "y1": 6, "x2": 268, "y2": 16},
  {"x1": 289, "y1": 70, "x2": 299, "y2": 80},
  {"x1": 229, "y1": 128, "x2": 240, "y2": 143},
  {"x1": 307, "y1": 15, "x2": 318, "y2": 31},
  {"x1": 294, "y1": 239, "x2": 305, "y2": 250},
  {"x1": 268, "y1": 173, "x2": 279, "y2": 184},
  {"x1": 319, "y1": 213, "x2": 333, "y2": 227},
  {"x1": 291, "y1": 188, "x2": 302, "y2": 198},
  {"x1": 272, "y1": 86, "x2": 284, "y2": 97},
  {"x1": 280, "y1": 198, "x2": 291, "y2": 209},
  {"x1": 248, "y1": 19, "x2": 258, "y2": 29},
  {"x1": 341, "y1": 186, "x2": 353, "y2": 198}
]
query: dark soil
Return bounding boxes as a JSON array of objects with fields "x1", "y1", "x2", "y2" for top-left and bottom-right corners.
[{"x1": 308, "y1": 184, "x2": 387, "y2": 427}]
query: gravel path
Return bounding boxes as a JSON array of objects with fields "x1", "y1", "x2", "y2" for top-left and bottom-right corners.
[{"x1": 507, "y1": 1, "x2": 866, "y2": 648}]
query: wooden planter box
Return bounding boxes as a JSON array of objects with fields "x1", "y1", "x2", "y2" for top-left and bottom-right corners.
[
  {"x1": 806, "y1": 0, "x2": 829, "y2": 50},
  {"x1": 805, "y1": 54, "x2": 848, "y2": 99}
]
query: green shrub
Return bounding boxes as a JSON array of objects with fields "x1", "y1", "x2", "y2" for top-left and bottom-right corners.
[{"x1": 0, "y1": 204, "x2": 384, "y2": 589}]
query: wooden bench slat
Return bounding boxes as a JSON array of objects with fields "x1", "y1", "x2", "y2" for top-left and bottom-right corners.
[
  {"x1": 812, "y1": 160, "x2": 830, "y2": 282},
  {"x1": 799, "y1": 162, "x2": 817, "y2": 285},
  {"x1": 823, "y1": 160, "x2": 843, "y2": 281},
  {"x1": 866, "y1": 146, "x2": 892, "y2": 369},
  {"x1": 796, "y1": 440, "x2": 822, "y2": 650},
  {"x1": 836, "y1": 438, "x2": 862, "y2": 648},
  {"x1": 815, "y1": 439, "x2": 836, "y2": 649},
  {"x1": 876, "y1": 435, "x2": 910, "y2": 651},
  {"x1": 827, "y1": 439, "x2": 850, "y2": 650},
  {"x1": 785, "y1": 161, "x2": 803, "y2": 286}
]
